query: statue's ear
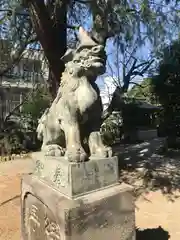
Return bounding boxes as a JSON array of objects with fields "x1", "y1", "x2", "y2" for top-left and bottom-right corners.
[{"x1": 61, "y1": 49, "x2": 75, "y2": 63}]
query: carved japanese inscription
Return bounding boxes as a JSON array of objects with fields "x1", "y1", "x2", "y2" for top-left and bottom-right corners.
[
  {"x1": 23, "y1": 194, "x2": 61, "y2": 240},
  {"x1": 35, "y1": 160, "x2": 44, "y2": 175},
  {"x1": 45, "y1": 217, "x2": 61, "y2": 239},
  {"x1": 53, "y1": 166, "x2": 67, "y2": 188},
  {"x1": 29, "y1": 205, "x2": 40, "y2": 232}
]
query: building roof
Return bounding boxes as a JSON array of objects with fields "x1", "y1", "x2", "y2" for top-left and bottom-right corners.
[{"x1": 135, "y1": 100, "x2": 161, "y2": 110}]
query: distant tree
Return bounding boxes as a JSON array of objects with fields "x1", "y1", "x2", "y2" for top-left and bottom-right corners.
[
  {"x1": 0, "y1": 1, "x2": 37, "y2": 76},
  {"x1": 100, "y1": 0, "x2": 180, "y2": 120},
  {"x1": 151, "y1": 40, "x2": 180, "y2": 148},
  {"x1": 127, "y1": 78, "x2": 157, "y2": 104},
  {"x1": 22, "y1": 86, "x2": 51, "y2": 120},
  {"x1": 0, "y1": 86, "x2": 51, "y2": 154},
  {"x1": 106, "y1": 38, "x2": 154, "y2": 93}
]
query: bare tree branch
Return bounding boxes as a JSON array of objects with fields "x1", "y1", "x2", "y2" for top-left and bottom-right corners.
[
  {"x1": 106, "y1": 60, "x2": 121, "y2": 87},
  {"x1": 122, "y1": 59, "x2": 154, "y2": 90},
  {"x1": 134, "y1": 60, "x2": 154, "y2": 70},
  {"x1": 130, "y1": 81, "x2": 146, "y2": 88},
  {"x1": 0, "y1": 30, "x2": 37, "y2": 77}
]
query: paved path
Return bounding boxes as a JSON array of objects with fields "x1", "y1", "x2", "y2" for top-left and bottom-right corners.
[{"x1": 0, "y1": 158, "x2": 179, "y2": 239}]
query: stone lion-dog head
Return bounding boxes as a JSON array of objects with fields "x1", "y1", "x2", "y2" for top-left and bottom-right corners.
[{"x1": 61, "y1": 27, "x2": 106, "y2": 79}]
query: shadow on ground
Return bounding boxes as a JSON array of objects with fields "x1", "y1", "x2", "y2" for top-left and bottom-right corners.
[
  {"x1": 112, "y1": 138, "x2": 180, "y2": 200},
  {"x1": 136, "y1": 226, "x2": 170, "y2": 240}
]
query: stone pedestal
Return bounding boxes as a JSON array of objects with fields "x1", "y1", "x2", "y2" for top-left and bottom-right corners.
[{"x1": 21, "y1": 154, "x2": 135, "y2": 240}]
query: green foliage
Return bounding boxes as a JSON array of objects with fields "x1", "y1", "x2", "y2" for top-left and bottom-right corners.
[
  {"x1": 0, "y1": 115, "x2": 31, "y2": 155},
  {"x1": 102, "y1": 95, "x2": 159, "y2": 144},
  {"x1": 151, "y1": 39, "x2": 180, "y2": 147},
  {"x1": 0, "y1": 87, "x2": 51, "y2": 155},
  {"x1": 101, "y1": 112, "x2": 122, "y2": 145},
  {"x1": 21, "y1": 86, "x2": 51, "y2": 147},
  {"x1": 89, "y1": 0, "x2": 180, "y2": 46},
  {"x1": 103, "y1": 0, "x2": 180, "y2": 93},
  {"x1": 1, "y1": 0, "x2": 180, "y2": 53},
  {"x1": 22, "y1": 87, "x2": 51, "y2": 120},
  {"x1": 1, "y1": 0, "x2": 180, "y2": 93},
  {"x1": 127, "y1": 78, "x2": 157, "y2": 104}
]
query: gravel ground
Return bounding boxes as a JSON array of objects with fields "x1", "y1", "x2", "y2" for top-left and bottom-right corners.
[{"x1": 0, "y1": 141, "x2": 180, "y2": 239}]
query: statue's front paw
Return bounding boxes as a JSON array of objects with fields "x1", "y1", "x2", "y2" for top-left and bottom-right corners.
[
  {"x1": 92, "y1": 146, "x2": 113, "y2": 158},
  {"x1": 42, "y1": 144, "x2": 65, "y2": 157},
  {"x1": 65, "y1": 147, "x2": 88, "y2": 162}
]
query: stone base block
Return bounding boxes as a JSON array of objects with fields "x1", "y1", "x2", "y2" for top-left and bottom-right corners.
[
  {"x1": 32, "y1": 153, "x2": 119, "y2": 198},
  {"x1": 21, "y1": 174, "x2": 135, "y2": 240}
]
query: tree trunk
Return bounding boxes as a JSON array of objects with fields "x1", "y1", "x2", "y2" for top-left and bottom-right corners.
[
  {"x1": 90, "y1": 1, "x2": 108, "y2": 45},
  {"x1": 26, "y1": 0, "x2": 67, "y2": 98}
]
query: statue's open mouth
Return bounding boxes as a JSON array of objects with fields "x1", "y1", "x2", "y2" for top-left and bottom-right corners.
[{"x1": 90, "y1": 56, "x2": 106, "y2": 65}]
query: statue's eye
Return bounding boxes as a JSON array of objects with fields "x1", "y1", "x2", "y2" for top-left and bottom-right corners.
[
  {"x1": 92, "y1": 46, "x2": 102, "y2": 53},
  {"x1": 85, "y1": 63, "x2": 91, "y2": 68},
  {"x1": 82, "y1": 48, "x2": 88, "y2": 53},
  {"x1": 73, "y1": 59, "x2": 80, "y2": 63},
  {"x1": 92, "y1": 46, "x2": 99, "y2": 53}
]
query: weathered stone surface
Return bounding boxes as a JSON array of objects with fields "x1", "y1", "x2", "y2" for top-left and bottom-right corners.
[
  {"x1": 21, "y1": 25, "x2": 136, "y2": 240},
  {"x1": 36, "y1": 27, "x2": 112, "y2": 162},
  {"x1": 32, "y1": 153, "x2": 119, "y2": 198},
  {"x1": 21, "y1": 174, "x2": 135, "y2": 240}
]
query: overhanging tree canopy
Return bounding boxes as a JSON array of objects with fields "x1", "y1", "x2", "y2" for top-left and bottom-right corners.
[
  {"x1": 1, "y1": 0, "x2": 180, "y2": 98},
  {"x1": 151, "y1": 39, "x2": 180, "y2": 145}
]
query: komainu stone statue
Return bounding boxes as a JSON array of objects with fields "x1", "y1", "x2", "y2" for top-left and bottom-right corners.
[{"x1": 37, "y1": 27, "x2": 112, "y2": 162}]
